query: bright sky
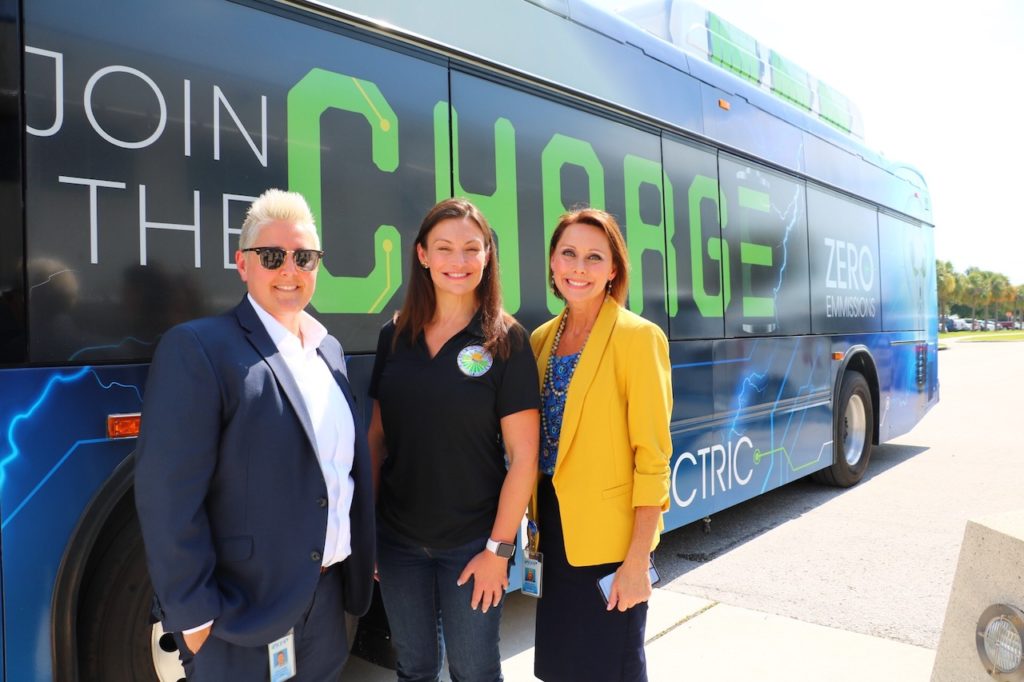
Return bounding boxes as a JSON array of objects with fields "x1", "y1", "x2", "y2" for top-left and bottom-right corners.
[{"x1": 593, "y1": 0, "x2": 1024, "y2": 285}]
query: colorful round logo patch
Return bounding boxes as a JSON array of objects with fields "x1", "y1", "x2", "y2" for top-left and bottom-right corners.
[{"x1": 457, "y1": 345, "x2": 493, "y2": 377}]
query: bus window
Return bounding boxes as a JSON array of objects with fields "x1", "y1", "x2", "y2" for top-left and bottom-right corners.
[
  {"x1": 719, "y1": 154, "x2": 810, "y2": 338},
  {"x1": 807, "y1": 186, "x2": 882, "y2": 335},
  {"x1": 446, "y1": 70, "x2": 667, "y2": 332}
]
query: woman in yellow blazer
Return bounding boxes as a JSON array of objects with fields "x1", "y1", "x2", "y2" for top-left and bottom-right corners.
[{"x1": 531, "y1": 208, "x2": 672, "y2": 682}]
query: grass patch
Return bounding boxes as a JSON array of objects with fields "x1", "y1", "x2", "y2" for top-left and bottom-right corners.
[
  {"x1": 939, "y1": 330, "x2": 1024, "y2": 342},
  {"x1": 957, "y1": 331, "x2": 1024, "y2": 343}
]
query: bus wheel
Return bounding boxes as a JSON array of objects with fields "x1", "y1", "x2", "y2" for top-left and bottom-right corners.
[
  {"x1": 78, "y1": 509, "x2": 185, "y2": 682},
  {"x1": 814, "y1": 370, "x2": 873, "y2": 487}
]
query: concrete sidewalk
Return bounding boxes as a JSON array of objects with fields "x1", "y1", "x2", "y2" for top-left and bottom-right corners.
[{"x1": 343, "y1": 588, "x2": 936, "y2": 680}]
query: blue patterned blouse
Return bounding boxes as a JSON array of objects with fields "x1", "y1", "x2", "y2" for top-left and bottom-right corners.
[{"x1": 540, "y1": 351, "x2": 582, "y2": 475}]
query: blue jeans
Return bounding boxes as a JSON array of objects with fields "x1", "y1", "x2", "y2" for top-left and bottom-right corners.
[{"x1": 376, "y1": 522, "x2": 504, "y2": 682}]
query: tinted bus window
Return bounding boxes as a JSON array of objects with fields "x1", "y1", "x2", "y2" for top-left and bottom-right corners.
[
  {"x1": 719, "y1": 155, "x2": 810, "y2": 337},
  {"x1": 446, "y1": 71, "x2": 666, "y2": 333},
  {"x1": 663, "y1": 135, "x2": 723, "y2": 341},
  {"x1": 807, "y1": 186, "x2": 881, "y2": 334},
  {"x1": 879, "y1": 213, "x2": 929, "y2": 332}
]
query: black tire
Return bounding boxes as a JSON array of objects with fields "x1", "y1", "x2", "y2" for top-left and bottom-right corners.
[
  {"x1": 813, "y1": 369, "x2": 873, "y2": 487},
  {"x1": 78, "y1": 508, "x2": 184, "y2": 682}
]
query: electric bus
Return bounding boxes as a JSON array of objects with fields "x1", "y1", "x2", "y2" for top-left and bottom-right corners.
[{"x1": 0, "y1": 0, "x2": 937, "y2": 678}]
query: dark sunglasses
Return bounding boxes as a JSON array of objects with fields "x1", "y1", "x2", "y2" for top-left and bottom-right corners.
[{"x1": 241, "y1": 247, "x2": 324, "y2": 271}]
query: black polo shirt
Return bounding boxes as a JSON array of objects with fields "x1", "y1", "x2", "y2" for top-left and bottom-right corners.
[{"x1": 369, "y1": 314, "x2": 540, "y2": 548}]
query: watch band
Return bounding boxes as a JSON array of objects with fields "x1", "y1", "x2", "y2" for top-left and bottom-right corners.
[{"x1": 486, "y1": 538, "x2": 515, "y2": 559}]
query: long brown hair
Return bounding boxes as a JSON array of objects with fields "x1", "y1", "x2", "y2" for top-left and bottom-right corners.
[
  {"x1": 393, "y1": 198, "x2": 515, "y2": 358},
  {"x1": 548, "y1": 208, "x2": 630, "y2": 305}
]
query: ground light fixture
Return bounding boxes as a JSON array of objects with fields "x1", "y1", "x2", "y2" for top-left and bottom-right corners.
[{"x1": 977, "y1": 603, "x2": 1024, "y2": 680}]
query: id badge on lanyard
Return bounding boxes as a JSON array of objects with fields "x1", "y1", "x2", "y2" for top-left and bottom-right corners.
[
  {"x1": 522, "y1": 519, "x2": 543, "y2": 598},
  {"x1": 268, "y1": 628, "x2": 296, "y2": 681}
]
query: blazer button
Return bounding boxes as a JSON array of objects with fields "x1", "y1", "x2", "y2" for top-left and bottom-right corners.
[
  {"x1": 310, "y1": 551, "x2": 322, "y2": 563},
  {"x1": 316, "y1": 496, "x2": 328, "y2": 508}
]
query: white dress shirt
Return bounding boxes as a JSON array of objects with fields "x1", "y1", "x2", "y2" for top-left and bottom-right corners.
[{"x1": 249, "y1": 295, "x2": 356, "y2": 567}]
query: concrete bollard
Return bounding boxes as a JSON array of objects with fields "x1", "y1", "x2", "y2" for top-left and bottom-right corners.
[{"x1": 931, "y1": 510, "x2": 1024, "y2": 681}]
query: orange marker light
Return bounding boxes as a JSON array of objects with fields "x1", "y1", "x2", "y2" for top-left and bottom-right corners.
[
  {"x1": 718, "y1": 98, "x2": 731, "y2": 110},
  {"x1": 831, "y1": 352, "x2": 845, "y2": 361},
  {"x1": 107, "y1": 413, "x2": 141, "y2": 439}
]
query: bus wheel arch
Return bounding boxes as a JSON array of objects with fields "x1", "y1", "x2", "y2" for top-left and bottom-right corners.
[
  {"x1": 843, "y1": 350, "x2": 880, "y2": 446},
  {"x1": 814, "y1": 349, "x2": 878, "y2": 487},
  {"x1": 52, "y1": 452, "x2": 174, "y2": 682},
  {"x1": 55, "y1": 453, "x2": 361, "y2": 681}
]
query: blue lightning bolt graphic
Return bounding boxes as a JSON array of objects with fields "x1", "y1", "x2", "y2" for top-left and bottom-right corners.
[
  {"x1": 728, "y1": 371, "x2": 769, "y2": 439},
  {"x1": 0, "y1": 367, "x2": 91, "y2": 490},
  {"x1": 1, "y1": 368, "x2": 143, "y2": 529},
  {"x1": 67, "y1": 335, "x2": 157, "y2": 362},
  {"x1": 770, "y1": 185, "x2": 802, "y2": 310}
]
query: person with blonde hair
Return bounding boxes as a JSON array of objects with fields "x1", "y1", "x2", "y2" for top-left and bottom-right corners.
[{"x1": 136, "y1": 188, "x2": 375, "y2": 679}]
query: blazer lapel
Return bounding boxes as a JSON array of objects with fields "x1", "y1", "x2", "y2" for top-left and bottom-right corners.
[
  {"x1": 235, "y1": 298, "x2": 319, "y2": 454},
  {"x1": 319, "y1": 339, "x2": 371, "y2": 479},
  {"x1": 551, "y1": 297, "x2": 619, "y2": 476},
  {"x1": 318, "y1": 341, "x2": 357, "y2": 418}
]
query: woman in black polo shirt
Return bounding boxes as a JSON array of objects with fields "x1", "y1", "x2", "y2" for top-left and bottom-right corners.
[{"x1": 368, "y1": 198, "x2": 540, "y2": 682}]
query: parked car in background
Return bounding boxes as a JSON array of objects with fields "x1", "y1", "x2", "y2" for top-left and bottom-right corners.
[
  {"x1": 946, "y1": 317, "x2": 970, "y2": 331},
  {"x1": 964, "y1": 318, "x2": 993, "y2": 331}
]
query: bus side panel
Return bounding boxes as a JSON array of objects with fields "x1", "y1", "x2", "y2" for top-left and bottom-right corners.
[
  {"x1": 924, "y1": 228, "x2": 938, "y2": 407},
  {"x1": 0, "y1": 365, "x2": 145, "y2": 682},
  {"x1": 665, "y1": 335, "x2": 831, "y2": 531}
]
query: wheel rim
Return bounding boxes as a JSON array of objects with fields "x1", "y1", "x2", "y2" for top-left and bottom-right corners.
[
  {"x1": 151, "y1": 621, "x2": 186, "y2": 682},
  {"x1": 842, "y1": 394, "x2": 867, "y2": 466}
]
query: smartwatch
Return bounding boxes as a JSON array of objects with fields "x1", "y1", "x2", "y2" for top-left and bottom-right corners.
[{"x1": 486, "y1": 538, "x2": 515, "y2": 559}]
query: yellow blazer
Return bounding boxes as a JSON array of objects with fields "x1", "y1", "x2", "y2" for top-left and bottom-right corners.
[{"x1": 532, "y1": 297, "x2": 672, "y2": 567}]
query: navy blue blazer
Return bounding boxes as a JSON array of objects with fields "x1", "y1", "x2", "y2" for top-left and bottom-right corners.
[{"x1": 135, "y1": 297, "x2": 374, "y2": 647}]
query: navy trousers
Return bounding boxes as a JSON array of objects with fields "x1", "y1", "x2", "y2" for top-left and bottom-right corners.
[
  {"x1": 172, "y1": 566, "x2": 348, "y2": 681},
  {"x1": 533, "y1": 476, "x2": 648, "y2": 682}
]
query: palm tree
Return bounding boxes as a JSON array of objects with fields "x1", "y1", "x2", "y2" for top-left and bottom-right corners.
[
  {"x1": 964, "y1": 268, "x2": 990, "y2": 328},
  {"x1": 1015, "y1": 284, "x2": 1024, "y2": 326},
  {"x1": 936, "y1": 260, "x2": 957, "y2": 324},
  {"x1": 953, "y1": 271, "x2": 969, "y2": 312},
  {"x1": 989, "y1": 273, "x2": 1011, "y2": 327}
]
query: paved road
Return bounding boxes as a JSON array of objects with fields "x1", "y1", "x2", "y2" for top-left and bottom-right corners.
[{"x1": 654, "y1": 339, "x2": 1024, "y2": 648}]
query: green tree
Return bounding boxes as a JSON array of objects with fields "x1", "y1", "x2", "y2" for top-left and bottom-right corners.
[
  {"x1": 964, "y1": 268, "x2": 990, "y2": 328},
  {"x1": 1014, "y1": 284, "x2": 1024, "y2": 325},
  {"x1": 952, "y1": 271, "x2": 970, "y2": 316},
  {"x1": 936, "y1": 260, "x2": 957, "y2": 322},
  {"x1": 989, "y1": 273, "x2": 1012, "y2": 326}
]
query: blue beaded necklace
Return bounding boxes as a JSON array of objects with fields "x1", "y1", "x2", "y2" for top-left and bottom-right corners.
[{"x1": 540, "y1": 312, "x2": 589, "y2": 469}]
